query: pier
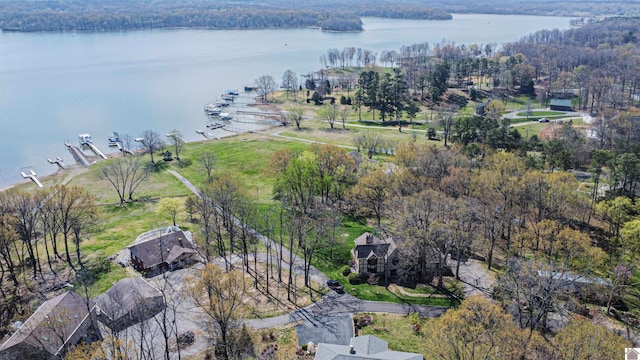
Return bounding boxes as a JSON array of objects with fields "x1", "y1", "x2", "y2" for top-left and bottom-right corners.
[
  {"x1": 117, "y1": 142, "x2": 134, "y2": 155},
  {"x1": 79, "y1": 133, "x2": 107, "y2": 160},
  {"x1": 47, "y1": 157, "x2": 66, "y2": 169},
  {"x1": 206, "y1": 122, "x2": 225, "y2": 130},
  {"x1": 65, "y1": 143, "x2": 91, "y2": 166},
  {"x1": 20, "y1": 168, "x2": 43, "y2": 188},
  {"x1": 86, "y1": 142, "x2": 108, "y2": 159}
]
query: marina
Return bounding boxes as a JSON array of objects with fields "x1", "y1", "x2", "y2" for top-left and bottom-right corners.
[{"x1": 16, "y1": 86, "x2": 285, "y2": 189}]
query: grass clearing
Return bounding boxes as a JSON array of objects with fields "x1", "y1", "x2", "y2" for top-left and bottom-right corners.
[{"x1": 357, "y1": 313, "x2": 429, "y2": 355}]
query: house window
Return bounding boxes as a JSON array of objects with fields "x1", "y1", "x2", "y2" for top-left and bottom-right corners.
[
  {"x1": 392, "y1": 258, "x2": 399, "y2": 265},
  {"x1": 367, "y1": 258, "x2": 377, "y2": 273}
]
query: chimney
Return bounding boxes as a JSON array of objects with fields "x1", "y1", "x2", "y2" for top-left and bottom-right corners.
[{"x1": 366, "y1": 234, "x2": 373, "y2": 244}]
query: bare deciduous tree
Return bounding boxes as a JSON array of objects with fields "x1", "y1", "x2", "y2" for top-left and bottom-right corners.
[
  {"x1": 140, "y1": 130, "x2": 165, "y2": 165},
  {"x1": 255, "y1": 75, "x2": 277, "y2": 102},
  {"x1": 319, "y1": 104, "x2": 339, "y2": 130},
  {"x1": 166, "y1": 129, "x2": 185, "y2": 161},
  {"x1": 99, "y1": 155, "x2": 149, "y2": 205},
  {"x1": 286, "y1": 106, "x2": 304, "y2": 130},
  {"x1": 187, "y1": 264, "x2": 249, "y2": 360},
  {"x1": 281, "y1": 69, "x2": 298, "y2": 100},
  {"x1": 199, "y1": 152, "x2": 216, "y2": 184}
]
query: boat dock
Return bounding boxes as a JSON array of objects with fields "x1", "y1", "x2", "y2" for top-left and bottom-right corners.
[
  {"x1": 117, "y1": 142, "x2": 134, "y2": 155},
  {"x1": 79, "y1": 133, "x2": 107, "y2": 160},
  {"x1": 47, "y1": 157, "x2": 66, "y2": 169},
  {"x1": 65, "y1": 143, "x2": 91, "y2": 166},
  {"x1": 20, "y1": 168, "x2": 43, "y2": 188}
]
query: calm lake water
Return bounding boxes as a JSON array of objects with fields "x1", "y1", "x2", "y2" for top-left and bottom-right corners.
[{"x1": 0, "y1": 14, "x2": 572, "y2": 189}]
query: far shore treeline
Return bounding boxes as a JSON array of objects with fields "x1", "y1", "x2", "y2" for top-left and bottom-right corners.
[
  {"x1": 2, "y1": 0, "x2": 640, "y2": 33},
  {"x1": 0, "y1": 0, "x2": 450, "y2": 32}
]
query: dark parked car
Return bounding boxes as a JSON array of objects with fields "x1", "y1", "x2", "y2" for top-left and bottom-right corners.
[{"x1": 327, "y1": 279, "x2": 345, "y2": 293}]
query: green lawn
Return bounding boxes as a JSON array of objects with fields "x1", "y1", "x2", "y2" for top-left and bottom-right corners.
[
  {"x1": 515, "y1": 123, "x2": 546, "y2": 138},
  {"x1": 357, "y1": 313, "x2": 429, "y2": 355}
]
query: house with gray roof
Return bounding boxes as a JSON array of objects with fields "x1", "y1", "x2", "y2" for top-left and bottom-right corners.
[
  {"x1": 95, "y1": 277, "x2": 165, "y2": 332},
  {"x1": 0, "y1": 292, "x2": 101, "y2": 360},
  {"x1": 549, "y1": 98, "x2": 572, "y2": 111},
  {"x1": 128, "y1": 228, "x2": 197, "y2": 276},
  {"x1": 352, "y1": 233, "x2": 400, "y2": 278},
  {"x1": 537, "y1": 270, "x2": 611, "y2": 300},
  {"x1": 314, "y1": 335, "x2": 422, "y2": 360}
]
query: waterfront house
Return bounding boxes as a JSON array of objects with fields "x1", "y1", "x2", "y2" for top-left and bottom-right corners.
[
  {"x1": 0, "y1": 292, "x2": 100, "y2": 360},
  {"x1": 128, "y1": 228, "x2": 198, "y2": 276}
]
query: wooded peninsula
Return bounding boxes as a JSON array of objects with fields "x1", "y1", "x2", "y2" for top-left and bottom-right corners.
[{"x1": 1, "y1": 0, "x2": 640, "y2": 32}]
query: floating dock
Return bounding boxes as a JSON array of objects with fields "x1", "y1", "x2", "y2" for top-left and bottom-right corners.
[
  {"x1": 20, "y1": 168, "x2": 43, "y2": 188},
  {"x1": 47, "y1": 157, "x2": 66, "y2": 169},
  {"x1": 65, "y1": 143, "x2": 91, "y2": 166}
]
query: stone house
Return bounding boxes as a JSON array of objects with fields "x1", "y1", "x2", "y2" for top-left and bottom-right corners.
[{"x1": 352, "y1": 232, "x2": 400, "y2": 278}]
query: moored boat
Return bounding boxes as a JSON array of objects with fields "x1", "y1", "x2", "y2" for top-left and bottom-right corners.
[
  {"x1": 79, "y1": 133, "x2": 92, "y2": 146},
  {"x1": 204, "y1": 104, "x2": 222, "y2": 116},
  {"x1": 108, "y1": 132, "x2": 120, "y2": 146}
]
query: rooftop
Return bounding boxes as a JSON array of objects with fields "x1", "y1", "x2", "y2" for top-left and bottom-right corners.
[{"x1": 315, "y1": 335, "x2": 422, "y2": 360}]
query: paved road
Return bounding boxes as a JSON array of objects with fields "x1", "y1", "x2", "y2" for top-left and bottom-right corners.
[
  {"x1": 246, "y1": 292, "x2": 448, "y2": 329},
  {"x1": 168, "y1": 169, "x2": 449, "y2": 350}
]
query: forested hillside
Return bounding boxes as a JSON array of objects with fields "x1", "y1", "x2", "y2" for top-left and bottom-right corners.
[
  {"x1": 0, "y1": 0, "x2": 450, "y2": 32},
  {"x1": 2, "y1": 0, "x2": 639, "y2": 33}
]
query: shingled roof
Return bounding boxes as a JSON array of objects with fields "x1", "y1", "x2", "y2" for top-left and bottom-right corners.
[
  {"x1": 128, "y1": 230, "x2": 194, "y2": 270},
  {"x1": 95, "y1": 277, "x2": 164, "y2": 332},
  {"x1": 353, "y1": 233, "x2": 396, "y2": 260},
  {"x1": 0, "y1": 292, "x2": 93, "y2": 359},
  {"x1": 315, "y1": 335, "x2": 422, "y2": 360}
]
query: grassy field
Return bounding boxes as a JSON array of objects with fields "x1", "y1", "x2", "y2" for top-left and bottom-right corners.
[{"x1": 357, "y1": 313, "x2": 430, "y2": 356}]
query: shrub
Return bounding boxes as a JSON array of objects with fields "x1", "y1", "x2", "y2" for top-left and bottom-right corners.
[
  {"x1": 347, "y1": 272, "x2": 361, "y2": 285},
  {"x1": 341, "y1": 265, "x2": 351, "y2": 277},
  {"x1": 354, "y1": 314, "x2": 373, "y2": 329}
]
